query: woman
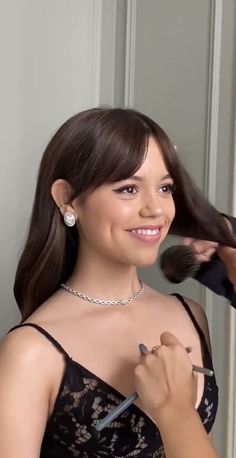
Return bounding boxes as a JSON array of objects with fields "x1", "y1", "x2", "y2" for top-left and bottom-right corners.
[{"x1": 0, "y1": 108, "x2": 233, "y2": 457}]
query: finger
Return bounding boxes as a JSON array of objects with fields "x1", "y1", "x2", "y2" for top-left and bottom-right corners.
[
  {"x1": 196, "y1": 247, "x2": 217, "y2": 263},
  {"x1": 138, "y1": 343, "x2": 149, "y2": 355},
  {"x1": 151, "y1": 345, "x2": 161, "y2": 354},
  {"x1": 160, "y1": 331, "x2": 183, "y2": 347},
  {"x1": 192, "y1": 241, "x2": 218, "y2": 255},
  {"x1": 182, "y1": 237, "x2": 193, "y2": 246}
]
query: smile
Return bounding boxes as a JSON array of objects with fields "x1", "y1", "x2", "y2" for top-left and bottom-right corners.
[
  {"x1": 127, "y1": 226, "x2": 163, "y2": 244},
  {"x1": 130, "y1": 228, "x2": 160, "y2": 235}
]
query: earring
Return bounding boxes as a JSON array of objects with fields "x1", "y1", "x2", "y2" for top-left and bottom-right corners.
[{"x1": 63, "y1": 211, "x2": 76, "y2": 227}]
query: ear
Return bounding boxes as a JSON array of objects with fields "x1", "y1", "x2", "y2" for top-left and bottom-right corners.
[{"x1": 51, "y1": 179, "x2": 77, "y2": 216}]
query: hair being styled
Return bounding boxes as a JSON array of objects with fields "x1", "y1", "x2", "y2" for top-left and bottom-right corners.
[{"x1": 14, "y1": 107, "x2": 236, "y2": 319}]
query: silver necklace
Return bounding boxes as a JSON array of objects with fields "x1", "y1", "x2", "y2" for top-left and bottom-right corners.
[{"x1": 60, "y1": 279, "x2": 144, "y2": 306}]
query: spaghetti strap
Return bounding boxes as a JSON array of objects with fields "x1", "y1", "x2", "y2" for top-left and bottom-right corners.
[
  {"x1": 8, "y1": 323, "x2": 70, "y2": 359},
  {"x1": 171, "y1": 293, "x2": 207, "y2": 346}
]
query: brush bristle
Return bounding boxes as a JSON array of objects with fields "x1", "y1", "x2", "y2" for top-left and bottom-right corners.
[{"x1": 160, "y1": 245, "x2": 199, "y2": 283}]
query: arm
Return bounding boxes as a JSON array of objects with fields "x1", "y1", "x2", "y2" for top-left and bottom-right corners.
[
  {"x1": 184, "y1": 215, "x2": 236, "y2": 306},
  {"x1": 157, "y1": 402, "x2": 217, "y2": 458},
  {"x1": 0, "y1": 328, "x2": 52, "y2": 458},
  {"x1": 134, "y1": 332, "x2": 218, "y2": 458},
  {"x1": 217, "y1": 244, "x2": 236, "y2": 290}
]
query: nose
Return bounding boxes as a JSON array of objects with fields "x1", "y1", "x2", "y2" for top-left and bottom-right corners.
[{"x1": 139, "y1": 193, "x2": 163, "y2": 218}]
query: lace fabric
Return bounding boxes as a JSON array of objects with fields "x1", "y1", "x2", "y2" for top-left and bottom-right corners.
[
  {"x1": 9, "y1": 294, "x2": 218, "y2": 457},
  {"x1": 40, "y1": 355, "x2": 218, "y2": 457}
]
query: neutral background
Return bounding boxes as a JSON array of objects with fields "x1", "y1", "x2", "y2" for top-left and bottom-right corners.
[{"x1": 0, "y1": 0, "x2": 235, "y2": 455}]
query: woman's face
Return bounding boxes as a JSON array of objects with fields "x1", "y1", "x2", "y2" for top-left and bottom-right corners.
[{"x1": 75, "y1": 136, "x2": 175, "y2": 267}]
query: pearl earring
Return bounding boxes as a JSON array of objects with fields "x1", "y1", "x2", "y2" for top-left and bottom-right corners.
[{"x1": 63, "y1": 211, "x2": 76, "y2": 227}]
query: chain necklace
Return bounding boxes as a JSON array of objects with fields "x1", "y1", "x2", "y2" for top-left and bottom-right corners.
[{"x1": 60, "y1": 279, "x2": 144, "y2": 306}]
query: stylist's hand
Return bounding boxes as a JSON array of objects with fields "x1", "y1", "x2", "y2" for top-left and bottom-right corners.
[
  {"x1": 182, "y1": 237, "x2": 218, "y2": 263},
  {"x1": 182, "y1": 216, "x2": 233, "y2": 264},
  {"x1": 134, "y1": 332, "x2": 197, "y2": 425},
  {"x1": 217, "y1": 245, "x2": 236, "y2": 289}
]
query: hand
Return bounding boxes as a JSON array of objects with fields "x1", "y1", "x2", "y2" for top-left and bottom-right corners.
[
  {"x1": 217, "y1": 245, "x2": 236, "y2": 289},
  {"x1": 182, "y1": 237, "x2": 218, "y2": 263},
  {"x1": 134, "y1": 332, "x2": 197, "y2": 425}
]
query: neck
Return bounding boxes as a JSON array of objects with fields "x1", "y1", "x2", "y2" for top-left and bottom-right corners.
[{"x1": 67, "y1": 250, "x2": 141, "y2": 302}]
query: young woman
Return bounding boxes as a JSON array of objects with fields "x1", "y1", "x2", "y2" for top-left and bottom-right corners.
[{"x1": 0, "y1": 108, "x2": 233, "y2": 457}]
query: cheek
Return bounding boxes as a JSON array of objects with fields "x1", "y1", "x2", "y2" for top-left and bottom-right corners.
[
  {"x1": 79, "y1": 200, "x2": 129, "y2": 235},
  {"x1": 166, "y1": 197, "x2": 176, "y2": 223},
  {"x1": 99, "y1": 201, "x2": 136, "y2": 226},
  {"x1": 170, "y1": 200, "x2": 176, "y2": 220}
]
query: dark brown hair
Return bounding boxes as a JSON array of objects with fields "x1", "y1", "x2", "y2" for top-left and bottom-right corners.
[{"x1": 14, "y1": 107, "x2": 236, "y2": 319}]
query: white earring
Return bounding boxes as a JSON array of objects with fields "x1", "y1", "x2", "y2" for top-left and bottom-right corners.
[{"x1": 63, "y1": 211, "x2": 76, "y2": 227}]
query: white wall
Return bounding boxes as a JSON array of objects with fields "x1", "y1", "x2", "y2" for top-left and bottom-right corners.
[
  {"x1": 0, "y1": 0, "x2": 101, "y2": 335},
  {"x1": 0, "y1": 0, "x2": 236, "y2": 454},
  {"x1": 125, "y1": 1, "x2": 236, "y2": 455}
]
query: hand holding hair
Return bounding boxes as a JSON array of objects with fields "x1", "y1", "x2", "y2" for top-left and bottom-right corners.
[
  {"x1": 159, "y1": 240, "x2": 218, "y2": 284},
  {"x1": 217, "y1": 244, "x2": 236, "y2": 289},
  {"x1": 182, "y1": 238, "x2": 218, "y2": 263},
  {"x1": 160, "y1": 228, "x2": 236, "y2": 306},
  {"x1": 184, "y1": 235, "x2": 236, "y2": 289}
]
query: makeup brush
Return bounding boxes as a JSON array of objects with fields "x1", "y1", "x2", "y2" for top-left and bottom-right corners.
[
  {"x1": 95, "y1": 343, "x2": 213, "y2": 432},
  {"x1": 160, "y1": 245, "x2": 200, "y2": 283}
]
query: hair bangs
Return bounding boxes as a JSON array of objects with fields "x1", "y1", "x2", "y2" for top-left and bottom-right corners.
[{"x1": 69, "y1": 109, "x2": 151, "y2": 196}]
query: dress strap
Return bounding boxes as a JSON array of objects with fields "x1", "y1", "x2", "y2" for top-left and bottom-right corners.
[
  {"x1": 171, "y1": 293, "x2": 208, "y2": 348},
  {"x1": 8, "y1": 323, "x2": 70, "y2": 359}
]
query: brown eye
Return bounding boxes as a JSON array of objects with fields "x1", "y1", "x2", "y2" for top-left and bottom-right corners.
[
  {"x1": 115, "y1": 185, "x2": 138, "y2": 194},
  {"x1": 159, "y1": 184, "x2": 175, "y2": 194}
]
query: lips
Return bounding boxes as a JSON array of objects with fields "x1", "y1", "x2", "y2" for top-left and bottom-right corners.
[
  {"x1": 128, "y1": 226, "x2": 162, "y2": 235},
  {"x1": 127, "y1": 226, "x2": 163, "y2": 244}
]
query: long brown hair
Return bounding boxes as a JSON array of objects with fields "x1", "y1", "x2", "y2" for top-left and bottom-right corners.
[{"x1": 14, "y1": 107, "x2": 236, "y2": 319}]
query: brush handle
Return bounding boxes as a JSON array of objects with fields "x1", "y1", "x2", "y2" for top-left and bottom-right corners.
[
  {"x1": 95, "y1": 344, "x2": 213, "y2": 432},
  {"x1": 192, "y1": 364, "x2": 214, "y2": 377},
  {"x1": 95, "y1": 392, "x2": 138, "y2": 431}
]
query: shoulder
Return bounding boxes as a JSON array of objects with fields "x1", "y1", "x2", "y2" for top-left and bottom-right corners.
[
  {"x1": 0, "y1": 325, "x2": 59, "y2": 386},
  {"x1": 0, "y1": 326, "x2": 57, "y2": 455},
  {"x1": 1, "y1": 324, "x2": 49, "y2": 357},
  {"x1": 182, "y1": 296, "x2": 212, "y2": 353}
]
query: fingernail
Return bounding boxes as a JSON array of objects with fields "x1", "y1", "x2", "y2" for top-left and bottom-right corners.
[{"x1": 138, "y1": 343, "x2": 149, "y2": 354}]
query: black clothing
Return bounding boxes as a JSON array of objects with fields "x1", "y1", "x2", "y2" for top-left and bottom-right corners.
[
  {"x1": 9, "y1": 294, "x2": 218, "y2": 457},
  {"x1": 195, "y1": 215, "x2": 236, "y2": 307}
]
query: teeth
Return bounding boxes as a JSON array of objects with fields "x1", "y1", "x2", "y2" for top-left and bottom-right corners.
[{"x1": 131, "y1": 228, "x2": 160, "y2": 235}]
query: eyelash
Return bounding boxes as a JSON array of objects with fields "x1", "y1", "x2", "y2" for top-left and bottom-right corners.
[
  {"x1": 114, "y1": 183, "x2": 175, "y2": 195},
  {"x1": 160, "y1": 183, "x2": 176, "y2": 194}
]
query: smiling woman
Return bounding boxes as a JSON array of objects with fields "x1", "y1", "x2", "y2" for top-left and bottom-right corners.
[
  {"x1": 0, "y1": 107, "x2": 232, "y2": 457},
  {"x1": 13, "y1": 108, "x2": 235, "y2": 319},
  {"x1": 50, "y1": 137, "x2": 176, "y2": 272}
]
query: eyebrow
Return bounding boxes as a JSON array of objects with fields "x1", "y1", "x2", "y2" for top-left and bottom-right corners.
[{"x1": 130, "y1": 173, "x2": 172, "y2": 181}]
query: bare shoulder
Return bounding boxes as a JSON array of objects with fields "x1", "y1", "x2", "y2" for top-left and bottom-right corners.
[
  {"x1": 0, "y1": 327, "x2": 56, "y2": 456},
  {"x1": 0, "y1": 325, "x2": 58, "y2": 384},
  {"x1": 182, "y1": 296, "x2": 212, "y2": 353}
]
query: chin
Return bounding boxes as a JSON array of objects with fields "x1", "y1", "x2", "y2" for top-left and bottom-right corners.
[
  {"x1": 132, "y1": 253, "x2": 159, "y2": 268},
  {"x1": 132, "y1": 246, "x2": 161, "y2": 267}
]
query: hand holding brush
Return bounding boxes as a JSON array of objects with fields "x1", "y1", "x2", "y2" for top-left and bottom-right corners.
[{"x1": 95, "y1": 332, "x2": 213, "y2": 432}]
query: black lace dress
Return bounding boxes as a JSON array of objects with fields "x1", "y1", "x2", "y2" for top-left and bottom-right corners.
[{"x1": 10, "y1": 294, "x2": 218, "y2": 457}]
